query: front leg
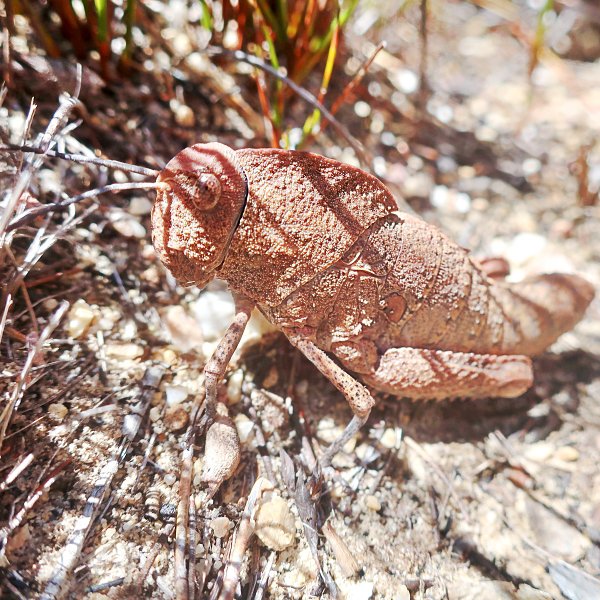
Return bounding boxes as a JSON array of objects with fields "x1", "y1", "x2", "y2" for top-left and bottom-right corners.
[
  {"x1": 285, "y1": 332, "x2": 376, "y2": 466},
  {"x1": 204, "y1": 293, "x2": 254, "y2": 421}
]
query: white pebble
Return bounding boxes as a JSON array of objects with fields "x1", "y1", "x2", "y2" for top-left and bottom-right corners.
[
  {"x1": 104, "y1": 343, "x2": 144, "y2": 360},
  {"x1": 48, "y1": 403, "x2": 68, "y2": 421},
  {"x1": 365, "y1": 495, "x2": 381, "y2": 512},
  {"x1": 254, "y1": 495, "x2": 296, "y2": 551},
  {"x1": 234, "y1": 414, "x2": 254, "y2": 444},
  {"x1": 227, "y1": 370, "x2": 244, "y2": 404},
  {"x1": 193, "y1": 290, "x2": 235, "y2": 342},
  {"x1": 165, "y1": 385, "x2": 189, "y2": 406},
  {"x1": 67, "y1": 299, "x2": 96, "y2": 339},
  {"x1": 110, "y1": 210, "x2": 146, "y2": 239},
  {"x1": 129, "y1": 197, "x2": 153, "y2": 216},
  {"x1": 209, "y1": 516, "x2": 232, "y2": 538},
  {"x1": 379, "y1": 428, "x2": 400, "y2": 449},
  {"x1": 149, "y1": 406, "x2": 162, "y2": 423},
  {"x1": 346, "y1": 581, "x2": 375, "y2": 600}
]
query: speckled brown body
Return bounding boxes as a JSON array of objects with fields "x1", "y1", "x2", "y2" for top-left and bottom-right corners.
[{"x1": 152, "y1": 143, "x2": 595, "y2": 412}]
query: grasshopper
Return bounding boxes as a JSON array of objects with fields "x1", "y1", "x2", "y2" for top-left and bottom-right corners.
[{"x1": 152, "y1": 142, "x2": 594, "y2": 462}]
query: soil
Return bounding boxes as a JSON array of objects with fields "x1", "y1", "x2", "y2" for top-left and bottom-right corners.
[{"x1": 1, "y1": 2, "x2": 599, "y2": 599}]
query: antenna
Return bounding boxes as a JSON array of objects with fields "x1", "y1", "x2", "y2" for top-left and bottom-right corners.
[
  {"x1": 0, "y1": 144, "x2": 160, "y2": 178},
  {"x1": 7, "y1": 181, "x2": 169, "y2": 232}
]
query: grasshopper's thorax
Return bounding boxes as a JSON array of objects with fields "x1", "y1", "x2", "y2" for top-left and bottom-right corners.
[{"x1": 218, "y1": 148, "x2": 398, "y2": 307}]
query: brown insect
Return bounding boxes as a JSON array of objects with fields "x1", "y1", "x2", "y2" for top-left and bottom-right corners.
[{"x1": 151, "y1": 143, "x2": 595, "y2": 462}]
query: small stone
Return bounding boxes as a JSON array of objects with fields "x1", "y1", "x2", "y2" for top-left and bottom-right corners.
[
  {"x1": 193, "y1": 290, "x2": 235, "y2": 342},
  {"x1": 43, "y1": 298, "x2": 58, "y2": 311},
  {"x1": 129, "y1": 197, "x2": 153, "y2": 216},
  {"x1": 402, "y1": 172, "x2": 433, "y2": 198},
  {"x1": 234, "y1": 414, "x2": 254, "y2": 444},
  {"x1": 254, "y1": 495, "x2": 296, "y2": 551},
  {"x1": 160, "y1": 348, "x2": 178, "y2": 365},
  {"x1": 227, "y1": 370, "x2": 244, "y2": 404},
  {"x1": 110, "y1": 210, "x2": 146, "y2": 239},
  {"x1": 262, "y1": 365, "x2": 279, "y2": 388},
  {"x1": 104, "y1": 343, "x2": 144, "y2": 360},
  {"x1": 174, "y1": 104, "x2": 195, "y2": 128},
  {"x1": 346, "y1": 581, "x2": 375, "y2": 600},
  {"x1": 209, "y1": 516, "x2": 231, "y2": 538},
  {"x1": 554, "y1": 446, "x2": 579, "y2": 462},
  {"x1": 164, "y1": 406, "x2": 189, "y2": 432},
  {"x1": 317, "y1": 418, "x2": 342, "y2": 444},
  {"x1": 149, "y1": 406, "x2": 161, "y2": 423},
  {"x1": 67, "y1": 299, "x2": 96, "y2": 338},
  {"x1": 365, "y1": 495, "x2": 381, "y2": 512},
  {"x1": 48, "y1": 403, "x2": 68, "y2": 422},
  {"x1": 164, "y1": 385, "x2": 188, "y2": 406},
  {"x1": 379, "y1": 427, "x2": 400, "y2": 449},
  {"x1": 162, "y1": 305, "x2": 205, "y2": 352},
  {"x1": 524, "y1": 442, "x2": 554, "y2": 462}
]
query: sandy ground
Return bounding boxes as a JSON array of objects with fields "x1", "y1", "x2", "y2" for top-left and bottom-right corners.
[{"x1": 1, "y1": 1, "x2": 599, "y2": 599}]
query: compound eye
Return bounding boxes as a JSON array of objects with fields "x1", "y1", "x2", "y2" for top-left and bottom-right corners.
[{"x1": 192, "y1": 172, "x2": 221, "y2": 211}]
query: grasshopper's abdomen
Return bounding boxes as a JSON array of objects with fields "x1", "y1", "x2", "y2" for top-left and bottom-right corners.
[{"x1": 266, "y1": 211, "x2": 594, "y2": 358}]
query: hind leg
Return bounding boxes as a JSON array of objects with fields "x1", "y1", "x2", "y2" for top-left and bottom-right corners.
[
  {"x1": 285, "y1": 333, "x2": 375, "y2": 466},
  {"x1": 353, "y1": 346, "x2": 533, "y2": 400}
]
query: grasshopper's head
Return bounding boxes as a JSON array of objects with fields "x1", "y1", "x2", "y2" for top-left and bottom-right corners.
[{"x1": 151, "y1": 143, "x2": 247, "y2": 287}]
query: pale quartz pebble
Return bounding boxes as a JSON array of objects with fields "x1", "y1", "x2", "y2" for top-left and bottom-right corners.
[
  {"x1": 504, "y1": 232, "x2": 547, "y2": 267},
  {"x1": 97, "y1": 306, "x2": 120, "y2": 331},
  {"x1": 193, "y1": 290, "x2": 235, "y2": 342},
  {"x1": 174, "y1": 104, "x2": 195, "y2": 127},
  {"x1": 164, "y1": 385, "x2": 188, "y2": 406},
  {"x1": 254, "y1": 495, "x2": 296, "y2": 551},
  {"x1": 317, "y1": 418, "x2": 341, "y2": 444},
  {"x1": 365, "y1": 495, "x2": 381, "y2": 512},
  {"x1": 209, "y1": 516, "x2": 232, "y2": 538},
  {"x1": 236, "y1": 309, "x2": 278, "y2": 356},
  {"x1": 67, "y1": 299, "x2": 97, "y2": 338},
  {"x1": 104, "y1": 343, "x2": 144, "y2": 360},
  {"x1": 149, "y1": 406, "x2": 161, "y2": 423},
  {"x1": 355, "y1": 443, "x2": 374, "y2": 462},
  {"x1": 345, "y1": 581, "x2": 375, "y2": 600},
  {"x1": 201, "y1": 403, "x2": 241, "y2": 495},
  {"x1": 554, "y1": 446, "x2": 579, "y2": 462},
  {"x1": 129, "y1": 196, "x2": 153, "y2": 216},
  {"x1": 523, "y1": 442, "x2": 554, "y2": 463},
  {"x1": 164, "y1": 473, "x2": 177, "y2": 486},
  {"x1": 140, "y1": 265, "x2": 160, "y2": 285},
  {"x1": 159, "y1": 348, "x2": 178, "y2": 365},
  {"x1": 110, "y1": 210, "x2": 146, "y2": 239},
  {"x1": 402, "y1": 172, "x2": 433, "y2": 198},
  {"x1": 48, "y1": 403, "x2": 68, "y2": 421},
  {"x1": 234, "y1": 414, "x2": 254, "y2": 444},
  {"x1": 227, "y1": 370, "x2": 244, "y2": 404},
  {"x1": 43, "y1": 298, "x2": 58, "y2": 311},
  {"x1": 379, "y1": 427, "x2": 399, "y2": 449}
]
